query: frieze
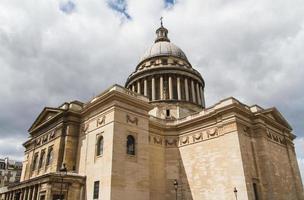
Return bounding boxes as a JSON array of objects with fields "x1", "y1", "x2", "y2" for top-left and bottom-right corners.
[
  {"x1": 97, "y1": 115, "x2": 106, "y2": 127},
  {"x1": 82, "y1": 124, "x2": 89, "y2": 133},
  {"x1": 149, "y1": 123, "x2": 238, "y2": 148},
  {"x1": 149, "y1": 134, "x2": 164, "y2": 146},
  {"x1": 207, "y1": 128, "x2": 218, "y2": 138},
  {"x1": 34, "y1": 128, "x2": 58, "y2": 147},
  {"x1": 192, "y1": 133, "x2": 202, "y2": 142},
  {"x1": 153, "y1": 137, "x2": 163, "y2": 145},
  {"x1": 126, "y1": 115, "x2": 138, "y2": 125},
  {"x1": 179, "y1": 123, "x2": 236, "y2": 147},
  {"x1": 165, "y1": 138, "x2": 178, "y2": 147},
  {"x1": 266, "y1": 129, "x2": 287, "y2": 145}
]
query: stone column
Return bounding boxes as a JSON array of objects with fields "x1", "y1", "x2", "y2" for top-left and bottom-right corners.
[
  {"x1": 185, "y1": 78, "x2": 189, "y2": 101},
  {"x1": 177, "y1": 77, "x2": 181, "y2": 100},
  {"x1": 152, "y1": 77, "x2": 155, "y2": 100},
  {"x1": 28, "y1": 187, "x2": 33, "y2": 200},
  {"x1": 132, "y1": 84, "x2": 135, "y2": 92},
  {"x1": 169, "y1": 76, "x2": 173, "y2": 99},
  {"x1": 137, "y1": 81, "x2": 141, "y2": 94},
  {"x1": 196, "y1": 83, "x2": 201, "y2": 105},
  {"x1": 144, "y1": 79, "x2": 147, "y2": 96},
  {"x1": 31, "y1": 186, "x2": 37, "y2": 200},
  {"x1": 200, "y1": 86, "x2": 205, "y2": 108},
  {"x1": 160, "y1": 76, "x2": 163, "y2": 100},
  {"x1": 23, "y1": 188, "x2": 28, "y2": 200},
  {"x1": 20, "y1": 189, "x2": 23, "y2": 200},
  {"x1": 191, "y1": 80, "x2": 196, "y2": 103}
]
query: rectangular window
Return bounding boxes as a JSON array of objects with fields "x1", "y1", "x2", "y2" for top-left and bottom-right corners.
[
  {"x1": 93, "y1": 181, "x2": 100, "y2": 199},
  {"x1": 166, "y1": 109, "x2": 170, "y2": 117},
  {"x1": 32, "y1": 153, "x2": 39, "y2": 171},
  {"x1": 38, "y1": 149, "x2": 46, "y2": 169},
  {"x1": 46, "y1": 146, "x2": 53, "y2": 166}
]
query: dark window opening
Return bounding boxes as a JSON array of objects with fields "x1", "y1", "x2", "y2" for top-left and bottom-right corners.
[
  {"x1": 127, "y1": 135, "x2": 135, "y2": 155},
  {"x1": 32, "y1": 153, "x2": 39, "y2": 170},
  {"x1": 46, "y1": 146, "x2": 53, "y2": 166},
  {"x1": 93, "y1": 181, "x2": 100, "y2": 199},
  {"x1": 161, "y1": 59, "x2": 168, "y2": 65},
  {"x1": 166, "y1": 109, "x2": 170, "y2": 117},
  {"x1": 97, "y1": 136, "x2": 104, "y2": 156}
]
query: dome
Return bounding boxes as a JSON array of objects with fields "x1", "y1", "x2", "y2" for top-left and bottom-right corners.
[
  {"x1": 125, "y1": 22, "x2": 206, "y2": 110},
  {"x1": 140, "y1": 41, "x2": 188, "y2": 62}
]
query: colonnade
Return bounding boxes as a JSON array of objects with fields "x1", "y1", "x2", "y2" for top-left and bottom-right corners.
[
  {"x1": 128, "y1": 74, "x2": 205, "y2": 107},
  {"x1": 3, "y1": 185, "x2": 39, "y2": 200}
]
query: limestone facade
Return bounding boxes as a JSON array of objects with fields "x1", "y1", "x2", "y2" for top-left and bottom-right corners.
[{"x1": 0, "y1": 24, "x2": 303, "y2": 200}]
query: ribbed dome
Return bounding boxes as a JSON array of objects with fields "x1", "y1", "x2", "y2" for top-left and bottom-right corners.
[{"x1": 140, "y1": 41, "x2": 188, "y2": 62}]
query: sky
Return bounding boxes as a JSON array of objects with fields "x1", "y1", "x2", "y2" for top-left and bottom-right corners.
[{"x1": 0, "y1": 0, "x2": 303, "y2": 181}]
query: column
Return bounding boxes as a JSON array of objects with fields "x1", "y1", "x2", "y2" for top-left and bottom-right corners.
[
  {"x1": 160, "y1": 76, "x2": 163, "y2": 100},
  {"x1": 137, "y1": 81, "x2": 141, "y2": 94},
  {"x1": 132, "y1": 84, "x2": 135, "y2": 92},
  {"x1": 196, "y1": 83, "x2": 201, "y2": 105},
  {"x1": 177, "y1": 77, "x2": 181, "y2": 100},
  {"x1": 144, "y1": 79, "x2": 147, "y2": 96},
  {"x1": 169, "y1": 76, "x2": 173, "y2": 99},
  {"x1": 152, "y1": 77, "x2": 155, "y2": 100},
  {"x1": 23, "y1": 188, "x2": 28, "y2": 200},
  {"x1": 185, "y1": 78, "x2": 189, "y2": 101},
  {"x1": 31, "y1": 186, "x2": 37, "y2": 200},
  {"x1": 200, "y1": 86, "x2": 205, "y2": 108},
  {"x1": 191, "y1": 80, "x2": 196, "y2": 103},
  {"x1": 20, "y1": 189, "x2": 23, "y2": 200},
  {"x1": 9, "y1": 192, "x2": 13, "y2": 200},
  {"x1": 28, "y1": 187, "x2": 33, "y2": 200}
]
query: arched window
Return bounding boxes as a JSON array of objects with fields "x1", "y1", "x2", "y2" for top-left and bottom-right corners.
[
  {"x1": 97, "y1": 136, "x2": 104, "y2": 156},
  {"x1": 127, "y1": 135, "x2": 135, "y2": 155}
]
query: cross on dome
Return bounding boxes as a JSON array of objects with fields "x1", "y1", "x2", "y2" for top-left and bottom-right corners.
[{"x1": 155, "y1": 17, "x2": 170, "y2": 43}]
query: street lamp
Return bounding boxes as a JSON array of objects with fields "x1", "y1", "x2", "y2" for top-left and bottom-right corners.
[
  {"x1": 173, "y1": 179, "x2": 178, "y2": 200},
  {"x1": 233, "y1": 187, "x2": 238, "y2": 200},
  {"x1": 59, "y1": 163, "x2": 67, "y2": 200}
]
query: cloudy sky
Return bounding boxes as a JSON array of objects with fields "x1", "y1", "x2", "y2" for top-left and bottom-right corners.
[{"x1": 0, "y1": 0, "x2": 303, "y2": 180}]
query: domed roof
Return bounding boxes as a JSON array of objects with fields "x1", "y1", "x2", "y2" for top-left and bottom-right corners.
[{"x1": 140, "y1": 41, "x2": 188, "y2": 62}]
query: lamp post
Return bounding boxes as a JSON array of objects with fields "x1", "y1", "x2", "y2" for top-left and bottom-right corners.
[
  {"x1": 59, "y1": 163, "x2": 67, "y2": 200},
  {"x1": 173, "y1": 179, "x2": 178, "y2": 200},
  {"x1": 233, "y1": 187, "x2": 238, "y2": 200}
]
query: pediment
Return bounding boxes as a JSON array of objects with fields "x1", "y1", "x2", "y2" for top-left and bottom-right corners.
[
  {"x1": 28, "y1": 107, "x2": 63, "y2": 132},
  {"x1": 261, "y1": 108, "x2": 292, "y2": 130}
]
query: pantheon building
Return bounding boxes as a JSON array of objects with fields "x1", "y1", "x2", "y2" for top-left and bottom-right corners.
[{"x1": 1, "y1": 23, "x2": 303, "y2": 200}]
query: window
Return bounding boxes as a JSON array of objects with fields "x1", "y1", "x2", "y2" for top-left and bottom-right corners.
[
  {"x1": 161, "y1": 59, "x2": 168, "y2": 65},
  {"x1": 127, "y1": 135, "x2": 135, "y2": 155},
  {"x1": 46, "y1": 146, "x2": 53, "y2": 165},
  {"x1": 38, "y1": 150, "x2": 45, "y2": 169},
  {"x1": 32, "y1": 153, "x2": 39, "y2": 170},
  {"x1": 97, "y1": 136, "x2": 104, "y2": 156},
  {"x1": 253, "y1": 183, "x2": 259, "y2": 200},
  {"x1": 166, "y1": 109, "x2": 170, "y2": 117},
  {"x1": 93, "y1": 181, "x2": 100, "y2": 199}
]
